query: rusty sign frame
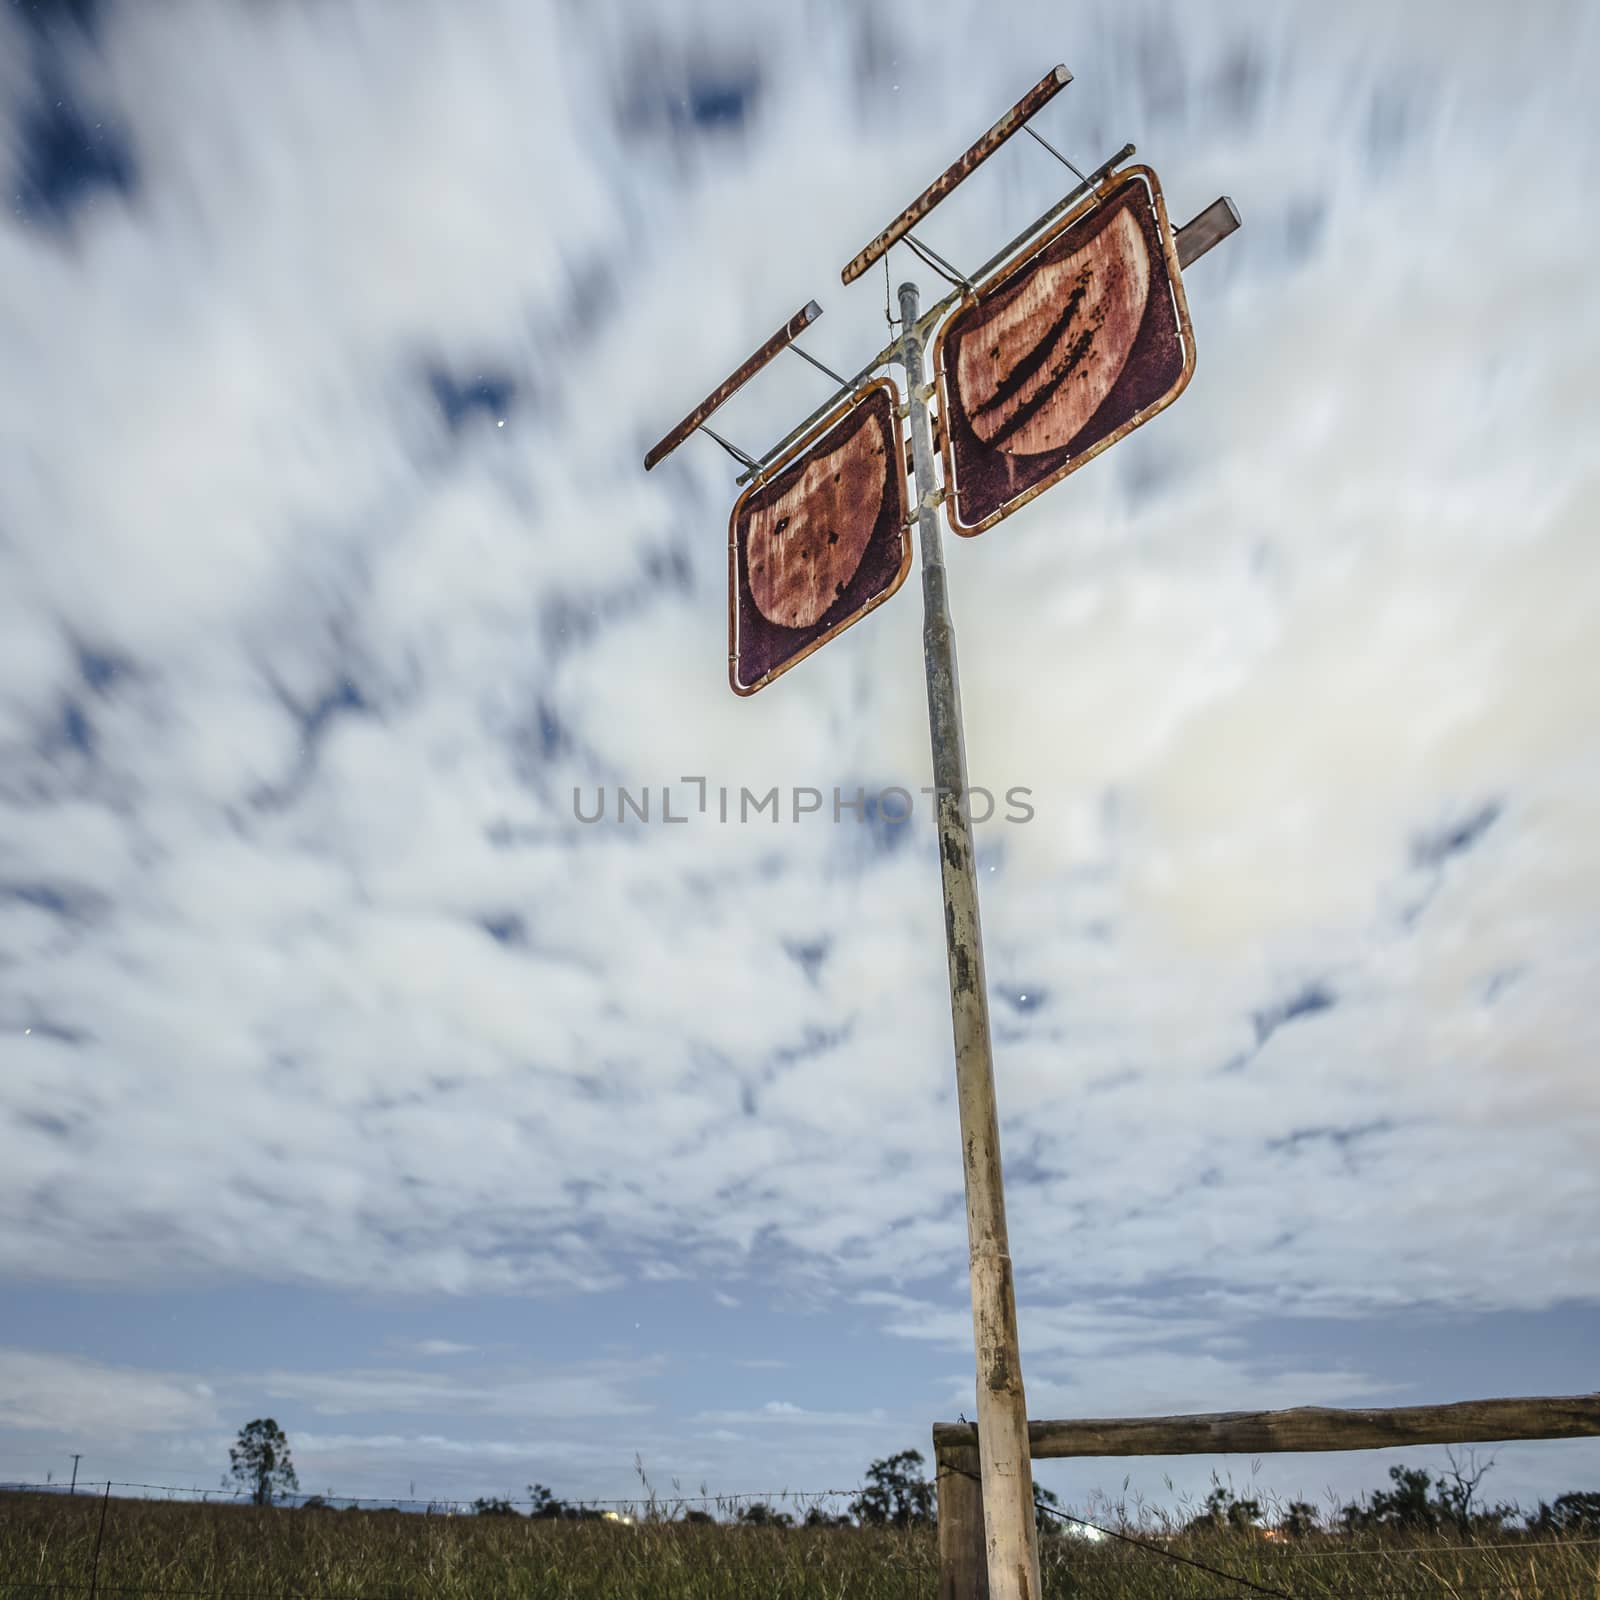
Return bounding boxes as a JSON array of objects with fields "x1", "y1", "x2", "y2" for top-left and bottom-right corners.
[
  {"x1": 840, "y1": 64, "x2": 1073, "y2": 286},
  {"x1": 726, "y1": 377, "x2": 912, "y2": 697},
  {"x1": 643, "y1": 300, "x2": 822, "y2": 473},
  {"x1": 931, "y1": 163, "x2": 1196, "y2": 537}
]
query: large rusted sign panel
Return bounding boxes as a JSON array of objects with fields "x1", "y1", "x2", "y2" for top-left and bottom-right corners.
[
  {"x1": 728, "y1": 379, "x2": 910, "y2": 696},
  {"x1": 933, "y1": 165, "x2": 1195, "y2": 536}
]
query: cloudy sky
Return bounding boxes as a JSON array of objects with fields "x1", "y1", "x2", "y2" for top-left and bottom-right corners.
[{"x1": 2, "y1": 0, "x2": 1597, "y2": 1520}]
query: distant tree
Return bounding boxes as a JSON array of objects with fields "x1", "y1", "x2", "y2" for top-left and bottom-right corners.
[
  {"x1": 850, "y1": 1450, "x2": 936, "y2": 1528},
  {"x1": 737, "y1": 1501, "x2": 794, "y2": 1527},
  {"x1": 473, "y1": 1496, "x2": 520, "y2": 1516},
  {"x1": 1434, "y1": 1449, "x2": 1499, "y2": 1537},
  {"x1": 1280, "y1": 1501, "x2": 1321, "y2": 1538},
  {"x1": 226, "y1": 1420, "x2": 299, "y2": 1507},
  {"x1": 803, "y1": 1505, "x2": 848, "y2": 1528},
  {"x1": 1187, "y1": 1486, "x2": 1263, "y2": 1534},
  {"x1": 298, "y1": 1495, "x2": 328, "y2": 1511},
  {"x1": 682, "y1": 1508, "x2": 716, "y2": 1525},
  {"x1": 1341, "y1": 1466, "x2": 1439, "y2": 1533},
  {"x1": 527, "y1": 1483, "x2": 567, "y2": 1519},
  {"x1": 1527, "y1": 1491, "x2": 1600, "y2": 1536}
]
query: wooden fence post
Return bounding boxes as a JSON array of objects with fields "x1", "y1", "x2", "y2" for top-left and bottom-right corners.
[{"x1": 936, "y1": 1440, "x2": 989, "y2": 1600}]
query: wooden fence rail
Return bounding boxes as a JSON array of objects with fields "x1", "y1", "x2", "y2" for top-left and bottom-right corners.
[{"x1": 933, "y1": 1392, "x2": 1600, "y2": 1600}]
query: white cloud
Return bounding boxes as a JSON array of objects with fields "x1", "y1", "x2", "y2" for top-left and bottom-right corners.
[
  {"x1": 694, "y1": 1402, "x2": 889, "y2": 1428},
  {"x1": 254, "y1": 1360, "x2": 660, "y2": 1421},
  {"x1": 0, "y1": 1348, "x2": 217, "y2": 1439}
]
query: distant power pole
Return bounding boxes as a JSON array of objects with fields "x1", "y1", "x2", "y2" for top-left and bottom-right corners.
[{"x1": 69, "y1": 1455, "x2": 81, "y2": 1495}]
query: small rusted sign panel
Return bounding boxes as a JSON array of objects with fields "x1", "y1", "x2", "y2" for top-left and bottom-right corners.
[
  {"x1": 933, "y1": 165, "x2": 1195, "y2": 536},
  {"x1": 728, "y1": 379, "x2": 910, "y2": 696}
]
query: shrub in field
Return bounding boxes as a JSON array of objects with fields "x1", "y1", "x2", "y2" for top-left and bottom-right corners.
[
  {"x1": 1527, "y1": 1490, "x2": 1600, "y2": 1534},
  {"x1": 473, "y1": 1497, "x2": 519, "y2": 1517},
  {"x1": 1185, "y1": 1486, "x2": 1263, "y2": 1534},
  {"x1": 1278, "y1": 1499, "x2": 1320, "y2": 1537},
  {"x1": 737, "y1": 1502, "x2": 793, "y2": 1527}
]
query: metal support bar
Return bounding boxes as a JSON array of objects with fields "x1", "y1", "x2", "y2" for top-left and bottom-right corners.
[
  {"x1": 643, "y1": 300, "x2": 822, "y2": 470},
  {"x1": 899, "y1": 278, "x2": 1040, "y2": 1600},
  {"x1": 1175, "y1": 196, "x2": 1242, "y2": 269},
  {"x1": 696, "y1": 424, "x2": 760, "y2": 472},
  {"x1": 1021, "y1": 121, "x2": 1089, "y2": 183},
  {"x1": 842, "y1": 64, "x2": 1073, "y2": 285},
  {"x1": 786, "y1": 341, "x2": 851, "y2": 388}
]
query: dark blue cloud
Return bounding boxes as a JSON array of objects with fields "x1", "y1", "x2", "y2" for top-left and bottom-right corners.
[
  {"x1": 1267, "y1": 1119, "x2": 1395, "y2": 1156},
  {"x1": 479, "y1": 914, "x2": 528, "y2": 947},
  {"x1": 783, "y1": 938, "x2": 829, "y2": 983},
  {"x1": 771, "y1": 1023, "x2": 851, "y2": 1068},
  {"x1": 9, "y1": 0, "x2": 102, "y2": 34},
  {"x1": 681, "y1": 76, "x2": 755, "y2": 131},
  {"x1": 1411, "y1": 802, "x2": 1501, "y2": 870},
  {"x1": 301, "y1": 678, "x2": 367, "y2": 741},
  {"x1": 1, "y1": 881, "x2": 101, "y2": 920},
  {"x1": 56, "y1": 697, "x2": 93, "y2": 757},
  {"x1": 75, "y1": 645, "x2": 129, "y2": 693},
  {"x1": 427, "y1": 370, "x2": 516, "y2": 433},
  {"x1": 623, "y1": 63, "x2": 762, "y2": 140},
  {"x1": 1252, "y1": 983, "x2": 1336, "y2": 1048},
  {"x1": 12, "y1": 47, "x2": 135, "y2": 226}
]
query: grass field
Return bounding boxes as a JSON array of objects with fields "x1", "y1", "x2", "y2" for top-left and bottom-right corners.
[{"x1": 3, "y1": 1488, "x2": 1598, "y2": 1599}]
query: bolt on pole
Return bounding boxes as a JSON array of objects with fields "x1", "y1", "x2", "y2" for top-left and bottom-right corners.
[{"x1": 898, "y1": 279, "x2": 1041, "y2": 1600}]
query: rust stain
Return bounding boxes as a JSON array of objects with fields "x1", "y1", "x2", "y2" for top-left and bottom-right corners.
[
  {"x1": 956, "y1": 206, "x2": 1149, "y2": 457},
  {"x1": 746, "y1": 408, "x2": 888, "y2": 630}
]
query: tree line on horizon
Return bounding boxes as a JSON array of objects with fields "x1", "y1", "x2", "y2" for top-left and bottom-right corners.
[{"x1": 223, "y1": 1421, "x2": 1600, "y2": 1538}]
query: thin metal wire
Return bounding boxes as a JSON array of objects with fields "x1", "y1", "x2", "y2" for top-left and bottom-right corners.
[
  {"x1": 883, "y1": 251, "x2": 898, "y2": 331},
  {"x1": 947, "y1": 1460, "x2": 1301, "y2": 1600},
  {"x1": 905, "y1": 233, "x2": 972, "y2": 293},
  {"x1": 786, "y1": 342, "x2": 850, "y2": 388},
  {"x1": 0, "y1": 1479, "x2": 864, "y2": 1509},
  {"x1": 1022, "y1": 121, "x2": 1089, "y2": 182},
  {"x1": 695, "y1": 424, "x2": 759, "y2": 472}
]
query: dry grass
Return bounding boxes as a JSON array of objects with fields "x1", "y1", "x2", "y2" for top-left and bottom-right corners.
[{"x1": 2, "y1": 1489, "x2": 1598, "y2": 1599}]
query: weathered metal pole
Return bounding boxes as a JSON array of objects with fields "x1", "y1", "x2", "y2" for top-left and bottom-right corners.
[{"x1": 898, "y1": 280, "x2": 1041, "y2": 1600}]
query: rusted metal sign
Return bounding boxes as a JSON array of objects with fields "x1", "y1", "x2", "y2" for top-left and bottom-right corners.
[
  {"x1": 728, "y1": 379, "x2": 909, "y2": 695},
  {"x1": 933, "y1": 165, "x2": 1195, "y2": 536}
]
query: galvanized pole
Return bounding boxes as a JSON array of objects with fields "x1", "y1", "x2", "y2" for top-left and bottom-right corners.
[{"x1": 898, "y1": 280, "x2": 1041, "y2": 1600}]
